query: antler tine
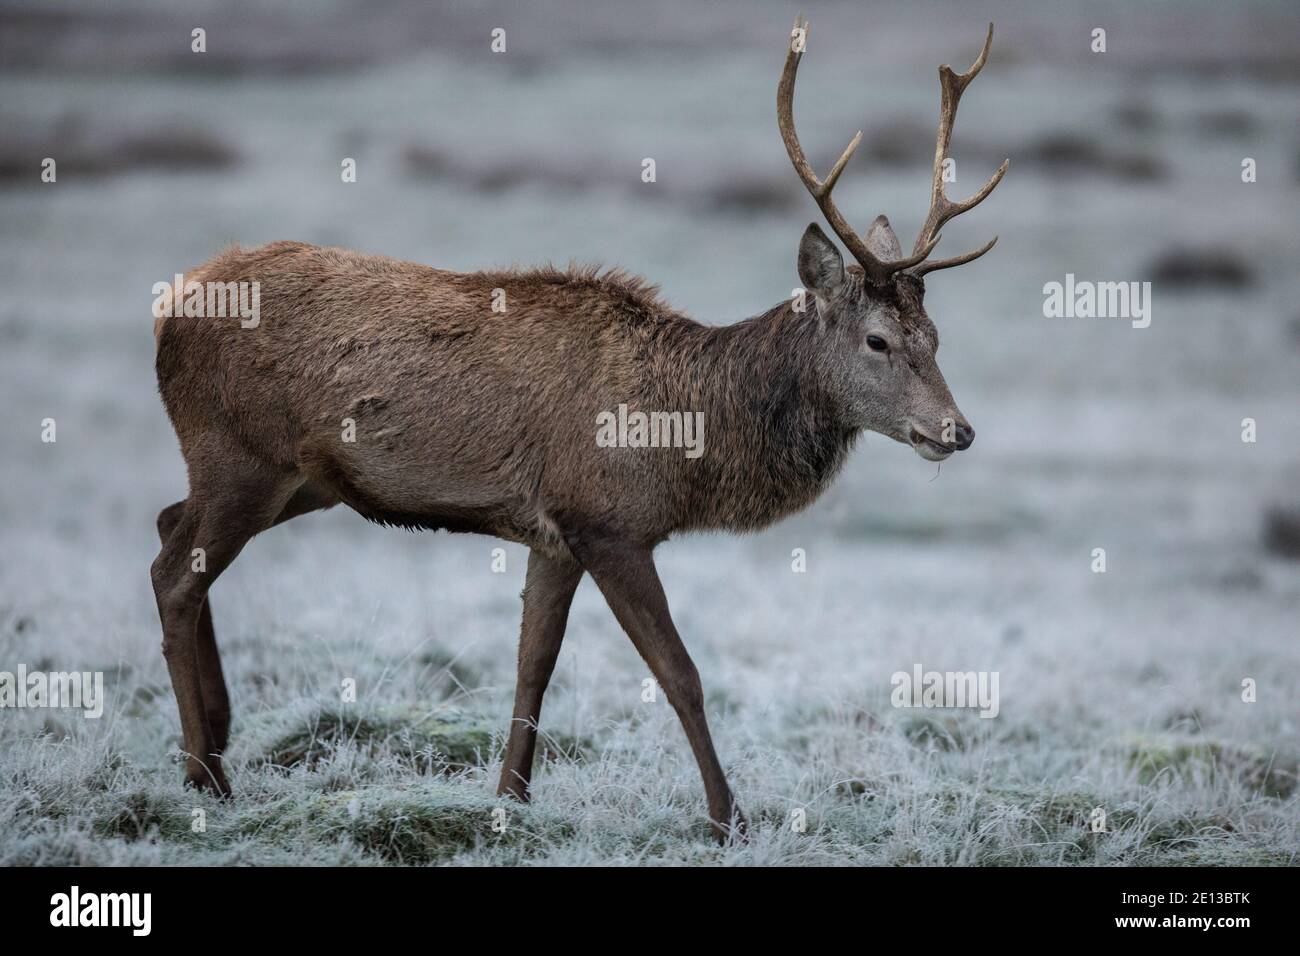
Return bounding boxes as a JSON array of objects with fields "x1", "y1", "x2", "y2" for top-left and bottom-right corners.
[
  {"x1": 911, "y1": 23, "x2": 1009, "y2": 270},
  {"x1": 778, "y1": 16, "x2": 934, "y2": 284},
  {"x1": 911, "y1": 235, "x2": 997, "y2": 277}
]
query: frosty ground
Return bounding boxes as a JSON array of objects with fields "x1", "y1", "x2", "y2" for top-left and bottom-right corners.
[
  {"x1": 2, "y1": 473, "x2": 1296, "y2": 865},
  {"x1": 1, "y1": 0, "x2": 1298, "y2": 865}
]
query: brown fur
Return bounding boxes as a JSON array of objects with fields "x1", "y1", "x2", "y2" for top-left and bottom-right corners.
[
  {"x1": 150, "y1": 19, "x2": 1000, "y2": 841},
  {"x1": 156, "y1": 241, "x2": 861, "y2": 553},
  {"x1": 151, "y1": 237, "x2": 926, "y2": 842}
]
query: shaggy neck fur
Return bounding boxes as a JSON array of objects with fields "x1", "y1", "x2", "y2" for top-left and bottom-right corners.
[{"x1": 653, "y1": 299, "x2": 861, "y2": 533}]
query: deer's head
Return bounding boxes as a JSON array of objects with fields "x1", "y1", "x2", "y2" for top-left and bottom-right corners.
[{"x1": 779, "y1": 17, "x2": 1007, "y2": 462}]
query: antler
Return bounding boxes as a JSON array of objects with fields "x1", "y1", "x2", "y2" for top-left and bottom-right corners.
[
  {"x1": 777, "y1": 15, "x2": 939, "y2": 285},
  {"x1": 910, "y1": 23, "x2": 1009, "y2": 277}
]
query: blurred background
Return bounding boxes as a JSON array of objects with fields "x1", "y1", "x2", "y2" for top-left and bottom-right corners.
[{"x1": 0, "y1": 0, "x2": 1296, "y2": 863}]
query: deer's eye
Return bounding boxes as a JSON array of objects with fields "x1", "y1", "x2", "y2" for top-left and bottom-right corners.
[{"x1": 866, "y1": 335, "x2": 889, "y2": 352}]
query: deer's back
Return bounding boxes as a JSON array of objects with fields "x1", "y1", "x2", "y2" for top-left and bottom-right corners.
[{"x1": 155, "y1": 241, "x2": 701, "y2": 549}]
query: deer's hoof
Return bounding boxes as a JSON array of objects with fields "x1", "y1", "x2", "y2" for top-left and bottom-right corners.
[
  {"x1": 495, "y1": 771, "x2": 533, "y2": 803},
  {"x1": 185, "y1": 765, "x2": 233, "y2": 800},
  {"x1": 711, "y1": 809, "x2": 750, "y2": 845}
]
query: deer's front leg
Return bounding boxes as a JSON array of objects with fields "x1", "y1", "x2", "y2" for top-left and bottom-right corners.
[
  {"x1": 568, "y1": 534, "x2": 746, "y2": 844},
  {"x1": 497, "y1": 549, "x2": 583, "y2": 801}
]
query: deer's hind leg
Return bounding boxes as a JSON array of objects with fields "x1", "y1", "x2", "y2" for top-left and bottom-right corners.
[
  {"x1": 156, "y1": 484, "x2": 337, "y2": 757},
  {"x1": 497, "y1": 549, "x2": 584, "y2": 801},
  {"x1": 157, "y1": 500, "x2": 231, "y2": 754},
  {"x1": 151, "y1": 459, "x2": 301, "y2": 796}
]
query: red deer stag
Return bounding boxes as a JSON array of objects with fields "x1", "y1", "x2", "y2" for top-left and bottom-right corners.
[{"x1": 152, "y1": 17, "x2": 1006, "y2": 842}]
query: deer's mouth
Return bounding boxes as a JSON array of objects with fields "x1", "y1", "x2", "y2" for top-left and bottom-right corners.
[{"x1": 909, "y1": 428, "x2": 955, "y2": 461}]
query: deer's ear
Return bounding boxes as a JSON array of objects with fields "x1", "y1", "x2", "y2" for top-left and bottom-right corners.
[
  {"x1": 797, "y1": 223, "x2": 845, "y2": 295},
  {"x1": 865, "y1": 215, "x2": 903, "y2": 259}
]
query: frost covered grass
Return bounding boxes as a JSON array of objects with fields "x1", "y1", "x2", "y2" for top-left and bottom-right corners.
[
  {"x1": 2, "y1": 700, "x2": 1295, "y2": 865},
  {"x1": 1, "y1": 518, "x2": 1296, "y2": 866},
  {"x1": 2, "y1": 0, "x2": 1298, "y2": 866}
]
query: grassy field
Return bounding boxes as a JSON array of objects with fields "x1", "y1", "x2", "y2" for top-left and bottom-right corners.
[
  {"x1": 2, "y1": 512, "x2": 1296, "y2": 866},
  {"x1": 1, "y1": 0, "x2": 1298, "y2": 866}
]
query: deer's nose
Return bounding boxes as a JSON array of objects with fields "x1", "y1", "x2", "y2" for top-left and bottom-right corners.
[{"x1": 953, "y1": 422, "x2": 975, "y2": 450}]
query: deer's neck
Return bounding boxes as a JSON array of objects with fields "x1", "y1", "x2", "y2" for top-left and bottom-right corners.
[{"x1": 661, "y1": 301, "x2": 859, "y2": 533}]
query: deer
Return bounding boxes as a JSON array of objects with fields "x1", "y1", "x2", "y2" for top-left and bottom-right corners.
[{"x1": 151, "y1": 17, "x2": 1006, "y2": 843}]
